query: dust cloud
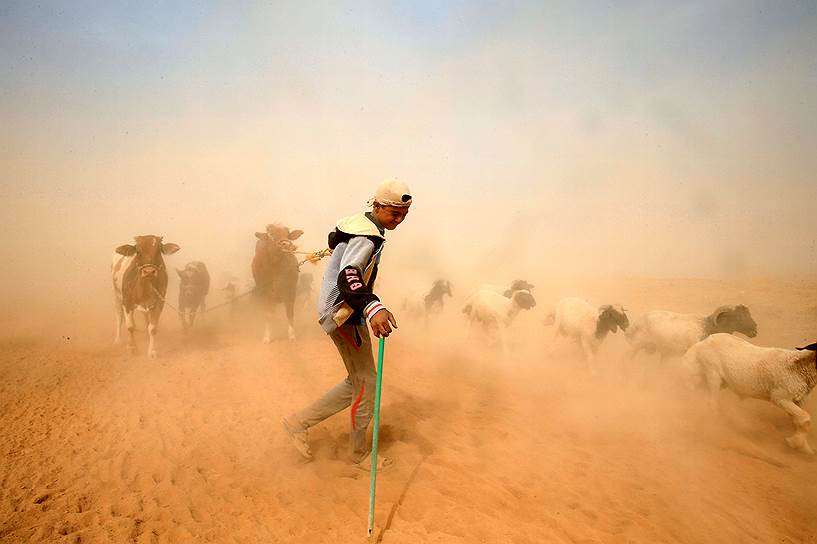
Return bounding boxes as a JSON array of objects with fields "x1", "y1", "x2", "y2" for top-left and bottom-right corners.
[{"x1": 2, "y1": 3, "x2": 817, "y2": 543}]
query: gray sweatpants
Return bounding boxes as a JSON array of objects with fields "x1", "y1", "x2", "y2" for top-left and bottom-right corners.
[{"x1": 295, "y1": 323, "x2": 377, "y2": 463}]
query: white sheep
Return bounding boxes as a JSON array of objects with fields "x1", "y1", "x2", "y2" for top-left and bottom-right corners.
[
  {"x1": 401, "y1": 280, "x2": 453, "y2": 320},
  {"x1": 479, "y1": 279, "x2": 536, "y2": 299},
  {"x1": 545, "y1": 297, "x2": 629, "y2": 371},
  {"x1": 462, "y1": 288, "x2": 536, "y2": 351},
  {"x1": 683, "y1": 334, "x2": 817, "y2": 455},
  {"x1": 626, "y1": 305, "x2": 758, "y2": 362}
]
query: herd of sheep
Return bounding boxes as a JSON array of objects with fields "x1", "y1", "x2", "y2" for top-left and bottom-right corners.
[{"x1": 444, "y1": 280, "x2": 816, "y2": 455}]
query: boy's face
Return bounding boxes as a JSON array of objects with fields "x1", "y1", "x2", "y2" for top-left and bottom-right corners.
[{"x1": 373, "y1": 204, "x2": 410, "y2": 230}]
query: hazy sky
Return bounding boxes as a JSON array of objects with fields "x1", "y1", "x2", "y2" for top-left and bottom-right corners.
[{"x1": 2, "y1": 1, "x2": 816, "y2": 307}]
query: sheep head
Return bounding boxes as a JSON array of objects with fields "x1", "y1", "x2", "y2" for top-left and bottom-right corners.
[
  {"x1": 432, "y1": 279, "x2": 452, "y2": 297},
  {"x1": 712, "y1": 305, "x2": 757, "y2": 338},
  {"x1": 504, "y1": 279, "x2": 535, "y2": 298},
  {"x1": 512, "y1": 290, "x2": 537, "y2": 310},
  {"x1": 597, "y1": 304, "x2": 629, "y2": 335}
]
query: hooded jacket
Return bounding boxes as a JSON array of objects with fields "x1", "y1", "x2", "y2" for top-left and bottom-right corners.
[{"x1": 317, "y1": 212, "x2": 387, "y2": 334}]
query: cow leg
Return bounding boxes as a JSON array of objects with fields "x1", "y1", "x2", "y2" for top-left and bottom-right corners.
[
  {"x1": 114, "y1": 303, "x2": 124, "y2": 345},
  {"x1": 285, "y1": 298, "x2": 296, "y2": 341},
  {"x1": 125, "y1": 309, "x2": 137, "y2": 354},
  {"x1": 263, "y1": 311, "x2": 273, "y2": 344},
  {"x1": 179, "y1": 307, "x2": 188, "y2": 332},
  {"x1": 147, "y1": 309, "x2": 161, "y2": 358}
]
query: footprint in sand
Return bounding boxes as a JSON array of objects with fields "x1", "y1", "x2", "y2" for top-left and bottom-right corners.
[{"x1": 75, "y1": 495, "x2": 91, "y2": 513}]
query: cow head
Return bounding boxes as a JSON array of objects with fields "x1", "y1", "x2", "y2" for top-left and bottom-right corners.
[
  {"x1": 254, "y1": 223, "x2": 304, "y2": 254},
  {"x1": 116, "y1": 235, "x2": 180, "y2": 280},
  {"x1": 712, "y1": 304, "x2": 757, "y2": 338},
  {"x1": 176, "y1": 266, "x2": 199, "y2": 302},
  {"x1": 597, "y1": 304, "x2": 629, "y2": 336}
]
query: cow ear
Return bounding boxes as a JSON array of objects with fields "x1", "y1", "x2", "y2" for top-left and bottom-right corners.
[
  {"x1": 161, "y1": 243, "x2": 180, "y2": 255},
  {"x1": 116, "y1": 244, "x2": 136, "y2": 256},
  {"x1": 288, "y1": 229, "x2": 304, "y2": 241},
  {"x1": 255, "y1": 232, "x2": 268, "y2": 240}
]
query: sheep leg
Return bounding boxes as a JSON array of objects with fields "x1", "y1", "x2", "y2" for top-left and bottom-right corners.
[
  {"x1": 498, "y1": 326, "x2": 509, "y2": 355},
  {"x1": 624, "y1": 344, "x2": 641, "y2": 361},
  {"x1": 682, "y1": 355, "x2": 705, "y2": 391},
  {"x1": 703, "y1": 369, "x2": 723, "y2": 413},
  {"x1": 580, "y1": 337, "x2": 597, "y2": 374},
  {"x1": 772, "y1": 397, "x2": 813, "y2": 455},
  {"x1": 619, "y1": 344, "x2": 642, "y2": 380},
  {"x1": 546, "y1": 324, "x2": 561, "y2": 354}
]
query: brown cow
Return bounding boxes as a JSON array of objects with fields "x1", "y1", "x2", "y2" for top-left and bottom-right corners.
[
  {"x1": 112, "y1": 235, "x2": 180, "y2": 357},
  {"x1": 252, "y1": 223, "x2": 303, "y2": 342},
  {"x1": 176, "y1": 261, "x2": 210, "y2": 331}
]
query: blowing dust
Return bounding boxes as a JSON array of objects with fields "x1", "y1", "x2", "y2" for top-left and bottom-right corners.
[
  {"x1": 3, "y1": 2, "x2": 817, "y2": 543},
  {"x1": 1, "y1": 247, "x2": 816, "y2": 542}
]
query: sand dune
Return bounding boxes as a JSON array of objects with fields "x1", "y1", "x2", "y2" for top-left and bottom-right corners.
[{"x1": 1, "y1": 278, "x2": 816, "y2": 543}]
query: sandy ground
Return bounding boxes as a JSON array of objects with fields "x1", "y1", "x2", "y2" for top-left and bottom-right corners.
[{"x1": 1, "y1": 277, "x2": 816, "y2": 543}]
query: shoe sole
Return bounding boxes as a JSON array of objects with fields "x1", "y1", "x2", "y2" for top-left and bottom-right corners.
[{"x1": 281, "y1": 417, "x2": 313, "y2": 460}]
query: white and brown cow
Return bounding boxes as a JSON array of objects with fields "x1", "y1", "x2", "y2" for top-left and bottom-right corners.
[
  {"x1": 252, "y1": 223, "x2": 303, "y2": 342},
  {"x1": 112, "y1": 235, "x2": 180, "y2": 357}
]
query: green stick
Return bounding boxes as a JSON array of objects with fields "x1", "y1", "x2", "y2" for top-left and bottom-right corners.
[{"x1": 367, "y1": 336, "x2": 386, "y2": 537}]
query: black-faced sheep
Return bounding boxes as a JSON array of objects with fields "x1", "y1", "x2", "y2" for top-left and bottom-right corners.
[
  {"x1": 626, "y1": 305, "x2": 758, "y2": 362},
  {"x1": 545, "y1": 297, "x2": 629, "y2": 371},
  {"x1": 462, "y1": 288, "x2": 537, "y2": 351},
  {"x1": 683, "y1": 334, "x2": 816, "y2": 455}
]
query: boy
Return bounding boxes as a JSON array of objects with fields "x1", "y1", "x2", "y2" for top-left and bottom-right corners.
[{"x1": 282, "y1": 178, "x2": 412, "y2": 468}]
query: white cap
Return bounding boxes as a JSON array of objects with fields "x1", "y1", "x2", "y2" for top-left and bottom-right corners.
[{"x1": 372, "y1": 178, "x2": 412, "y2": 208}]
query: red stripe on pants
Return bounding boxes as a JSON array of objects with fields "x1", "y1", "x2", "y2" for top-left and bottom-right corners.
[
  {"x1": 350, "y1": 383, "x2": 366, "y2": 430},
  {"x1": 337, "y1": 326, "x2": 360, "y2": 350}
]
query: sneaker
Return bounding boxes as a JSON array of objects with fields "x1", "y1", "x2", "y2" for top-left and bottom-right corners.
[
  {"x1": 354, "y1": 453, "x2": 394, "y2": 471},
  {"x1": 281, "y1": 416, "x2": 313, "y2": 460}
]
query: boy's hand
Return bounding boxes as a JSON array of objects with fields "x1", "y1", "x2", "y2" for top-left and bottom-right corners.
[{"x1": 370, "y1": 310, "x2": 398, "y2": 337}]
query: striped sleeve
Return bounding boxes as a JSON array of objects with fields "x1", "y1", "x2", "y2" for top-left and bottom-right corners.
[{"x1": 364, "y1": 300, "x2": 386, "y2": 320}]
